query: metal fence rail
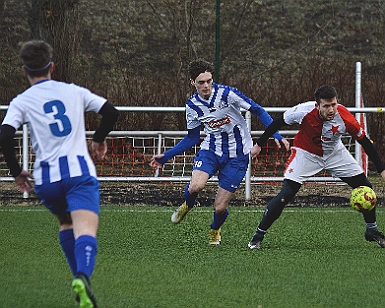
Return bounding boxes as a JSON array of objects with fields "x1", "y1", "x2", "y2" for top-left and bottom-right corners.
[{"x1": 0, "y1": 128, "x2": 358, "y2": 201}]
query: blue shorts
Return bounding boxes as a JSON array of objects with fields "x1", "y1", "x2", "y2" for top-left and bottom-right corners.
[
  {"x1": 193, "y1": 150, "x2": 249, "y2": 193},
  {"x1": 34, "y1": 175, "x2": 100, "y2": 215}
]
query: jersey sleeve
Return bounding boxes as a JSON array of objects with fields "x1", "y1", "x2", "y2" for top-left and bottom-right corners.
[
  {"x1": 283, "y1": 101, "x2": 317, "y2": 125},
  {"x1": 229, "y1": 87, "x2": 256, "y2": 110},
  {"x1": 77, "y1": 85, "x2": 107, "y2": 113},
  {"x1": 156, "y1": 126, "x2": 201, "y2": 164},
  {"x1": 185, "y1": 103, "x2": 202, "y2": 130},
  {"x1": 337, "y1": 105, "x2": 366, "y2": 140},
  {"x1": 229, "y1": 89, "x2": 283, "y2": 140},
  {"x1": 2, "y1": 98, "x2": 25, "y2": 131}
]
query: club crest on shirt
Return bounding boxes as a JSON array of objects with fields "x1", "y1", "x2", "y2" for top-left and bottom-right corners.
[
  {"x1": 329, "y1": 125, "x2": 340, "y2": 135},
  {"x1": 217, "y1": 100, "x2": 229, "y2": 110}
]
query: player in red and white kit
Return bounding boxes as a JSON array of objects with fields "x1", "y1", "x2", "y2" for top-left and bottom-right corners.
[{"x1": 248, "y1": 85, "x2": 385, "y2": 249}]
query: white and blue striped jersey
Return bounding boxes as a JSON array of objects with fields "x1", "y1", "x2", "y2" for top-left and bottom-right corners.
[
  {"x1": 186, "y1": 83, "x2": 280, "y2": 158},
  {"x1": 2, "y1": 79, "x2": 106, "y2": 185}
]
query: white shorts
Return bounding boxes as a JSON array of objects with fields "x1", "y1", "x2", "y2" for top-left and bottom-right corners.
[{"x1": 284, "y1": 146, "x2": 363, "y2": 184}]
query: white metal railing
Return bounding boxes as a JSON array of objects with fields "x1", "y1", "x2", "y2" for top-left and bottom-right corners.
[
  {"x1": 0, "y1": 128, "x2": 362, "y2": 201},
  {"x1": 0, "y1": 113, "x2": 378, "y2": 201}
]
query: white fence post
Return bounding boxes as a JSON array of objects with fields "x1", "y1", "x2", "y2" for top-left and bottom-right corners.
[
  {"x1": 355, "y1": 62, "x2": 361, "y2": 165},
  {"x1": 22, "y1": 124, "x2": 29, "y2": 198},
  {"x1": 245, "y1": 111, "x2": 252, "y2": 200},
  {"x1": 154, "y1": 133, "x2": 162, "y2": 177}
]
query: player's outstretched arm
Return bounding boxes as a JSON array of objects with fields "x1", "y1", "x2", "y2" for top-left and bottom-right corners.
[
  {"x1": 0, "y1": 124, "x2": 34, "y2": 193},
  {"x1": 248, "y1": 101, "x2": 286, "y2": 143},
  {"x1": 93, "y1": 101, "x2": 119, "y2": 143},
  {"x1": 251, "y1": 116, "x2": 288, "y2": 161},
  {"x1": 90, "y1": 101, "x2": 118, "y2": 161},
  {"x1": 149, "y1": 126, "x2": 201, "y2": 168},
  {"x1": 0, "y1": 124, "x2": 23, "y2": 174},
  {"x1": 357, "y1": 136, "x2": 385, "y2": 177}
]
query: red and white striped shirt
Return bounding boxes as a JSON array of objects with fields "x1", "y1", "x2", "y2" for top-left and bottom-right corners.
[{"x1": 284, "y1": 101, "x2": 365, "y2": 157}]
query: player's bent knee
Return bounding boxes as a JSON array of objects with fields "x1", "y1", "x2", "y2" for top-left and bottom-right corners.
[
  {"x1": 56, "y1": 213, "x2": 72, "y2": 225},
  {"x1": 189, "y1": 183, "x2": 205, "y2": 193},
  {"x1": 279, "y1": 179, "x2": 301, "y2": 204},
  {"x1": 214, "y1": 205, "x2": 228, "y2": 214}
]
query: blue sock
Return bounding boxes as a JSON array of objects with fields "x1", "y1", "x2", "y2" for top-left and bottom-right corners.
[
  {"x1": 74, "y1": 235, "x2": 98, "y2": 279},
  {"x1": 211, "y1": 209, "x2": 229, "y2": 230},
  {"x1": 184, "y1": 183, "x2": 198, "y2": 208},
  {"x1": 59, "y1": 229, "x2": 77, "y2": 276}
]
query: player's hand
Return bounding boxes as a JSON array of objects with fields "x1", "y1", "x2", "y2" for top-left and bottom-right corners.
[
  {"x1": 15, "y1": 170, "x2": 33, "y2": 194},
  {"x1": 250, "y1": 144, "x2": 261, "y2": 160},
  {"x1": 273, "y1": 138, "x2": 290, "y2": 151},
  {"x1": 273, "y1": 138, "x2": 281, "y2": 148},
  {"x1": 91, "y1": 141, "x2": 107, "y2": 160},
  {"x1": 280, "y1": 138, "x2": 291, "y2": 151},
  {"x1": 150, "y1": 154, "x2": 164, "y2": 168},
  {"x1": 274, "y1": 138, "x2": 290, "y2": 151}
]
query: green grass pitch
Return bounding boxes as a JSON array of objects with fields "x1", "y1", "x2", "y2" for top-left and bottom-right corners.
[{"x1": 1, "y1": 206, "x2": 384, "y2": 308}]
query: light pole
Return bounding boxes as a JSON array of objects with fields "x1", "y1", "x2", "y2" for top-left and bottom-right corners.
[{"x1": 215, "y1": 0, "x2": 220, "y2": 82}]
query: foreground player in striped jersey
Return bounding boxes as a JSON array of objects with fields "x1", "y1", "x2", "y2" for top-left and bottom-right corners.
[
  {"x1": 0, "y1": 40, "x2": 119, "y2": 307},
  {"x1": 150, "y1": 59, "x2": 289, "y2": 245},
  {"x1": 248, "y1": 85, "x2": 385, "y2": 249}
]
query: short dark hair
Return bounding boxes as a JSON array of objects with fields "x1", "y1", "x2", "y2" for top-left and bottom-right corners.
[
  {"x1": 188, "y1": 59, "x2": 215, "y2": 81},
  {"x1": 20, "y1": 40, "x2": 53, "y2": 77},
  {"x1": 314, "y1": 85, "x2": 338, "y2": 104}
]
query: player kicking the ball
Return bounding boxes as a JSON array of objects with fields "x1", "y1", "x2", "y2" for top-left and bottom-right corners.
[
  {"x1": 248, "y1": 85, "x2": 385, "y2": 249},
  {"x1": 150, "y1": 59, "x2": 289, "y2": 245},
  {"x1": 0, "y1": 40, "x2": 119, "y2": 307}
]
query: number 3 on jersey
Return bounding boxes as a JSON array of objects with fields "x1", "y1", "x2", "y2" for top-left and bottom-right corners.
[{"x1": 44, "y1": 100, "x2": 72, "y2": 137}]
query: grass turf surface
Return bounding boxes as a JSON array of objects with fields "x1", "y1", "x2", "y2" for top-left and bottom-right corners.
[{"x1": 1, "y1": 206, "x2": 384, "y2": 308}]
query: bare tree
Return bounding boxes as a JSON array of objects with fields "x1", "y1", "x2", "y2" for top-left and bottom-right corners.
[
  {"x1": 28, "y1": 0, "x2": 81, "y2": 82},
  {"x1": 0, "y1": 0, "x2": 5, "y2": 16}
]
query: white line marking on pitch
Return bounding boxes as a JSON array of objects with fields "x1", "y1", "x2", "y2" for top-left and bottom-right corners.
[{"x1": 0, "y1": 207, "x2": 384, "y2": 214}]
